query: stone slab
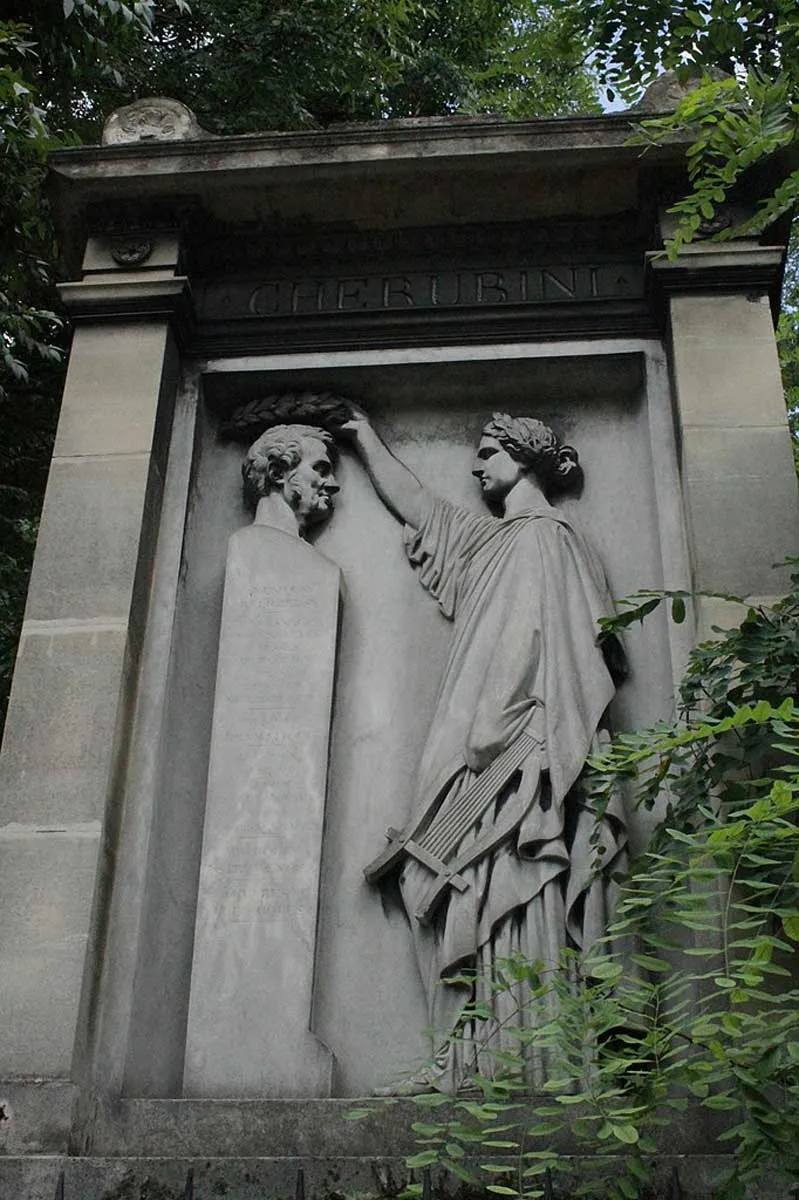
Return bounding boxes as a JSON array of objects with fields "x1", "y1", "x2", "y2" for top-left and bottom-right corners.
[
  {"x1": 682, "y1": 425, "x2": 799, "y2": 595},
  {"x1": 0, "y1": 1082, "x2": 77, "y2": 1155},
  {"x1": 82, "y1": 234, "x2": 180, "y2": 275},
  {"x1": 184, "y1": 526, "x2": 340, "y2": 1098},
  {"x1": 24, "y1": 456, "x2": 151, "y2": 623},
  {"x1": 85, "y1": 1097, "x2": 727, "y2": 1161},
  {"x1": 0, "y1": 628, "x2": 127, "y2": 825},
  {"x1": 0, "y1": 1155, "x2": 791, "y2": 1200},
  {"x1": 53, "y1": 323, "x2": 170, "y2": 459},
  {"x1": 669, "y1": 294, "x2": 787, "y2": 428},
  {"x1": 0, "y1": 833, "x2": 100, "y2": 1076}
]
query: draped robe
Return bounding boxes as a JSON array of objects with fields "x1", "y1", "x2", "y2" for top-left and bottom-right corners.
[{"x1": 397, "y1": 495, "x2": 627, "y2": 1088}]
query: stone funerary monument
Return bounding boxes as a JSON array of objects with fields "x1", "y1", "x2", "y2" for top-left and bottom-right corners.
[{"x1": 0, "y1": 97, "x2": 797, "y2": 1196}]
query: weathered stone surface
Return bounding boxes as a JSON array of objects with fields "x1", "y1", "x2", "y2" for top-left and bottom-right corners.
[
  {"x1": 82, "y1": 234, "x2": 181, "y2": 275},
  {"x1": 669, "y1": 293, "x2": 788, "y2": 428},
  {"x1": 24, "y1": 456, "x2": 151, "y2": 623},
  {"x1": 0, "y1": 1082, "x2": 77, "y2": 1155},
  {"x1": 0, "y1": 833, "x2": 100, "y2": 1076},
  {"x1": 85, "y1": 1096, "x2": 725, "y2": 1160},
  {"x1": 53, "y1": 324, "x2": 170, "y2": 459},
  {"x1": 184, "y1": 526, "x2": 341, "y2": 1097},
  {"x1": 682, "y1": 426, "x2": 799, "y2": 594},
  {"x1": 0, "y1": 628, "x2": 126, "y2": 825},
  {"x1": 101, "y1": 97, "x2": 209, "y2": 145},
  {"x1": 0, "y1": 1152, "x2": 792, "y2": 1200}
]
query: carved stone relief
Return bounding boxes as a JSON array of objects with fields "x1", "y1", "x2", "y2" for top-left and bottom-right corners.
[
  {"x1": 190, "y1": 392, "x2": 628, "y2": 1095},
  {"x1": 109, "y1": 235, "x2": 154, "y2": 267},
  {"x1": 184, "y1": 392, "x2": 348, "y2": 1096},
  {"x1": 102, "y1": 97, "x2": 209, "y2": 145},
  {"x1": 339, "y1": 407, "x2": 628, "y2": 1093},
  {"x1": 222, "y1": 392, "x2": 351, "y2": 538}
]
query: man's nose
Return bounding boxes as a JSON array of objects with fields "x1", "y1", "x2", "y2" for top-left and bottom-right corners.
[{"x1": 326, "y1": 478, "x2": 340, "y2": 494}]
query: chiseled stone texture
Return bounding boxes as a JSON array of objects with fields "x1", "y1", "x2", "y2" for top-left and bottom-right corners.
[
  {"x1": 0, "y1": 628, "x2": 126, "y2": 826},
  {"x1": 0, "y1": 833, "x2": 100, "y2": 1076}
]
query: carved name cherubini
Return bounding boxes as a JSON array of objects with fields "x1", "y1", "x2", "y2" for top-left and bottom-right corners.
[{"x1": 238, "y1": 262, "x2": 642, "y2": 318}]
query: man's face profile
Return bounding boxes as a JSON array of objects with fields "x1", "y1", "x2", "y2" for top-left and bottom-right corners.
[{"x1": 282, "y1": 435, "x2": 340, "y2": 530}]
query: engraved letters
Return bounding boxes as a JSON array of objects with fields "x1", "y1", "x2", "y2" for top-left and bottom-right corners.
[{"x1": 242, "y1": 262, "x2": 642, "y2": 320}]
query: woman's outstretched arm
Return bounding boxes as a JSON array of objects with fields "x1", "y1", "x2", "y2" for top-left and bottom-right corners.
[{"x1": 341, "y1": 407, "x2": 428, "y2": 528}]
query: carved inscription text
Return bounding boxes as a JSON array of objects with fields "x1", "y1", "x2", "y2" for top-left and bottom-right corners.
[{"x1": 246, "y1": 263, "x2": 641, "y2": 317}]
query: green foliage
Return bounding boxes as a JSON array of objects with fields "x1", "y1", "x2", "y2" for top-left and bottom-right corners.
[
  {"x1": 777, "y1": 229, "x2": 799, "y2": 475},
  {"x1": 376, "y1": 571, "x2": 799, "y2": 1199},
  {"x1": 99, "y1": 1, "x2": 599, "y2": 134},
  {"x1": 563, "y1": 0, "x2": 799, "y2": 251}
]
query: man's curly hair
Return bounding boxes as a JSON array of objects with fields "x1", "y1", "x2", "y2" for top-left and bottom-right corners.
[
  {"x1": 482, "y1": 413, "x2": 583, "y2": 497},
  {"x1": 242, "y1": 423, "x2": 337, "y2": 509}
]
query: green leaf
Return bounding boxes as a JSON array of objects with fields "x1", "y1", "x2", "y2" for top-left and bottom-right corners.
[
  {"x1": 406, "y1": 1150, "x2": 440, "y2": 1168},
  {"x1": 610, "y1": 1124, "x2": 640, "y2": 1145}
]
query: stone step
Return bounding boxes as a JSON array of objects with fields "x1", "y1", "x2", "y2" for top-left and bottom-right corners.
[
  {"x1": 83, "y1": 1098, "x2": 724, "y2": 1160},
  {"x1": 0, "y1": 1153, "x2": 789, "y2": 1200}
]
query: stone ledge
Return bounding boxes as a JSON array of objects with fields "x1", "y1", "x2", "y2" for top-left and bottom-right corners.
[
  {"x1": 83, "y1": 1098, "x2": 727, "y2": 1160},
  {"x1": 0, "y1": 1154, "x2": 790, "y2": 1200}
]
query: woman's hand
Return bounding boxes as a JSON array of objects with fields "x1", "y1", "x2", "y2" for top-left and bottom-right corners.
[{"x1": 337, "y1": 401, "x2": 373, "y2": 447}]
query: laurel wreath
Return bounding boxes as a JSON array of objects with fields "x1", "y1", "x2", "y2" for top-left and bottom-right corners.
[{"x1": 219, "y1": 391, "x2": 354, "y2": 442}]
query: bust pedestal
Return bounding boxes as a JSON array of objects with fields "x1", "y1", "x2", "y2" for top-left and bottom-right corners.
[{"x1": 183, "y1": 506, "x2": 340, "y2": 1096}]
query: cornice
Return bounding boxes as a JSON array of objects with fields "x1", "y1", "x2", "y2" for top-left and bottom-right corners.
[{"x1": 57, "y1": 275, "x2": 196, "y2": 347}]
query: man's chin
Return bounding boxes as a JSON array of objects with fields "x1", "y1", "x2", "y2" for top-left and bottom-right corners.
[{"x1": 306, "y1": 501, "x2": 335, "y2": 527}]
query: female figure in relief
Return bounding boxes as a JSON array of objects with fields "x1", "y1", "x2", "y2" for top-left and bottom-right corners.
[{"x1": 343, "y1": 407, "x2": 627, "y2": 1091}]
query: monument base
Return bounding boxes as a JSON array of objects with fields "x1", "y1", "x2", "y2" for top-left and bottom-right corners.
[{"x1": 0, "y1": 1087, "x2": 789, "y2": 1199}]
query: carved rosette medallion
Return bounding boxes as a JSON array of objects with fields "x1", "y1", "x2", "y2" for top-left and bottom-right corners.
[
  {"x1": 102, "y1": 97, "x2": 208, "y2": 145},
  {"x1": 109, "y1": 236, "x2": 155, "y2": 267}
]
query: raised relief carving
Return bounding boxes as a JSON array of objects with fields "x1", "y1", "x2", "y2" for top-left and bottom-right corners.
[
  {"x1": 224, "y1": 393, "x2": 349, "y2": 538},
  {"x1": 344, "y1": 407, "x2": 628, "y2": 1093},
  {"x1": 242, "y1": 425, "x2": 339, "y2": 538},
  {"x1": 109, "y1": 235, "x2": 154, "y2": 267},
  {"x1": 184, "y1": 392, "x2": 345, "y2": 1095},
  {"x1": 102, "y1": 97, "x2": 209, "y2": 145}
]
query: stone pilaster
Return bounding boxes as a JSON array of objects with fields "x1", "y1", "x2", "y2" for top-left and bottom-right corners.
[
  {"x1": 0, "y1": 233, "x2": 188, "y2": 1078},
  {"x1": 650, "y1": 240, "x2": 799, "y2": 633}
]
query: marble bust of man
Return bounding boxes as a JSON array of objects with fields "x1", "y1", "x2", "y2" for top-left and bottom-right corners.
[{"x1": 242, "y1": 423, "x2": 340, "y2": 537}]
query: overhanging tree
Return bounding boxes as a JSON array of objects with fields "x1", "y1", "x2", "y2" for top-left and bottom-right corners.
[{"x1": 563, "y1": 0, "x2": 799, "y2": 250}]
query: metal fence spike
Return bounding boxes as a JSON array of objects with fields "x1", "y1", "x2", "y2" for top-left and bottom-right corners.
[
  {"x1": 183, "y1": 1166, "x2": 194, "y2": 1200},
  {"x1": 295, "y1": 1165, "x2": 306, "y2": 1200},
  {"x1": 422, "y1": 1166, "x2": 432, "y2": 1200},
  {"x1": 543, "y1": 1166, "x2": 554, "y2": 1200},
  {"x1": 669, "y1": 1165, "x2": 683, "y2": 1200},
  {"x1": 53, "y1": 1169, "x2": 65, "y2": 1200}
]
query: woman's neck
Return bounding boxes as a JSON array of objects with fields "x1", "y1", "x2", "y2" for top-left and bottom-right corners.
[{"x1": 502, "y1": 475, "x2": 552, "y2": 518}]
